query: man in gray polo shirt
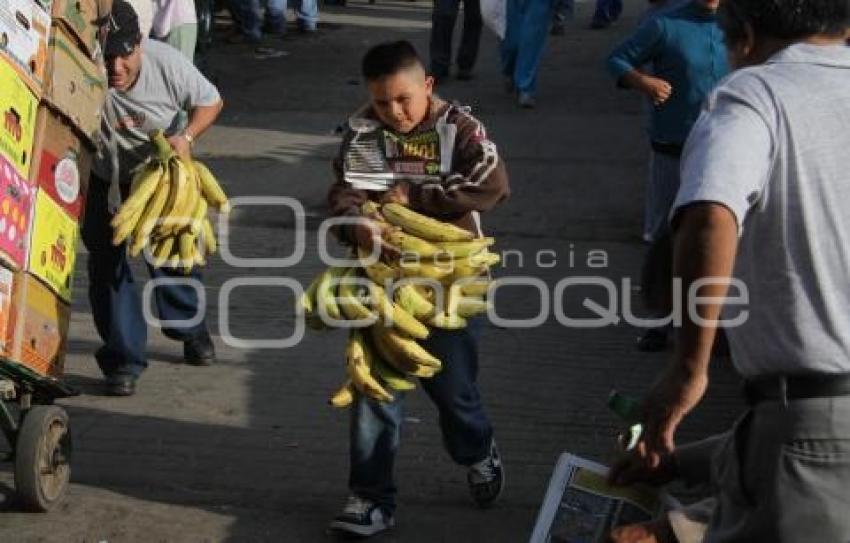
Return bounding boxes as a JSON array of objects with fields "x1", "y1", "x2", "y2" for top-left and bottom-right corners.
[
  {"x1": 608, "y1": 1, "x2": 850, "y2": 541},
  {"x1": 85, "y1": 0, "x2": 224, "y2": 396}
]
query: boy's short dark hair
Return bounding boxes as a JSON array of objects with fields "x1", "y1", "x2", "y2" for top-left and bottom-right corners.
[
  {"x1": 720, "y1": 0, "x2": 848, "y2": 44},
  {"x1": 362, "y1": 40, "x2": 425, "y2": 81}
]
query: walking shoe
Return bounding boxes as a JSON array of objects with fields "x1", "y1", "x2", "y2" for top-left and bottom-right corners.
[
  {"x1": 518, "y1": 92, "x2": 536, "y2": 109},
  {"x1": 329, "y1": 496, "x2": 395, "y2": 537},
  {"x1": 468, "y1": 440, "x2": 504, "y2": 508},
  {"x1": 184, "y1": 331, "x2": 216, "y2": 366},
  {"x1": 105, "y1": 374, "x2": 136, "y2": 397}
]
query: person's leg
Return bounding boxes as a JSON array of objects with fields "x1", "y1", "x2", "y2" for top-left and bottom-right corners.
[
  {"x1": 456, "y1": 0, "x2": 483, "y2": 75},
  {"x1": 81, "y1": 180, "x2": 148, "y2": 379},
  {"x1": 165, "y1": 23, "x2": 198, "y2": 63},
  {"x1": 264, "y1": 0, "x2": 286, "y2": 35},
  {"x1": 295, "y1": 0, "x2": 319, "y2": 31},
  {"x1": 512, "y1": 0, "x2": 553, "y2": 97},
  {"x1": 419, "y1": 319, "x2": 492, "y2": 466},
  {"x1": 239, "y1": 0, "x2": 263, "y2": 40},
  {"x1": 146, "y1": 262, "x2": 209, "y2": 342},
  {"x1": 348, "y1": 392, "x2": 404, "y2": 514},
  {"x1": 430, "y1": 0, "x2": 461, "y2": 79},
  {"x1": 500, "y1": 0, "x2": 524, "y2": 83}
]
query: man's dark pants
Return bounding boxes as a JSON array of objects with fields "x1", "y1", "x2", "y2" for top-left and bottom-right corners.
[{"x1": 429, "y1": 0, "x2": 483, "y2": 77}]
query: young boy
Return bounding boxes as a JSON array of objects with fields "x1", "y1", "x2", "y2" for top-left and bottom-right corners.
[
  {"x1": 606, "y1": 0, "x2": 729, "y2": 351},
  {"x1": 327, "y1": 40, "x2": 510, "y2": 537}
]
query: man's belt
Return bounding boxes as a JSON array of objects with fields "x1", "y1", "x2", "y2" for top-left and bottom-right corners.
[{"x1": 744, "y1": 373, "x2": 850, "y2": 406}]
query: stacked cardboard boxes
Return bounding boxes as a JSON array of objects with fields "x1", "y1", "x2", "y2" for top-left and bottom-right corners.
[{"x1": 0, "y1": 0, "x2": 106, "y2": 377}]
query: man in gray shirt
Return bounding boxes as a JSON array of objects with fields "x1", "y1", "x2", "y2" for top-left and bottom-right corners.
[
  {"x1": 84, "y1": 0, "x2": 224, "y2": 396},
  {"x1": 608, "y1": 1, "x2": 850, "y2": 541}
]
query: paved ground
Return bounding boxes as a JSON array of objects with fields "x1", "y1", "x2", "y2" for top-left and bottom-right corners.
[{"x1": 0, "y1": 2, "x2": 744, "y2": 541}]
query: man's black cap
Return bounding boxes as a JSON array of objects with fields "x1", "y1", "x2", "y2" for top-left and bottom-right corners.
[{"x1": 104, "y1": 0, "x2": 142, "y2": 57}]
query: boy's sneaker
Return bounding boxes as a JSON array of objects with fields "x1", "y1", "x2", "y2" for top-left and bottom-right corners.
[
  {"x1": 330, "y1": 496, "x2": 394, "y2": 537},
  {"x1": 468, "y1": 440, "x2": 504, "y2": 508}
]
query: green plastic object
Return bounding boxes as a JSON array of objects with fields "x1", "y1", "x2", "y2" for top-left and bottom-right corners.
[{"x1": 607, "y1": 390, "x2": 643, "y2": 451}]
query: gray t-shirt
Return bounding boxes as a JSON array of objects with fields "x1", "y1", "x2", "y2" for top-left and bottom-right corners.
[
  {"x1": 95, "y1": 39, "x2": 220, "y2": 184},
  {"x1": 673, "y1": 43, "x2": 850, "y2": 377}
]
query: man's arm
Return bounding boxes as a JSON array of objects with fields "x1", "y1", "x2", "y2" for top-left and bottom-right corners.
[
  {"x1": 168, "y1": 99, "x2": 224, "y2": 157},
  {"x1": 639, "y1": 203, "x2": 739, "y2": 466}
]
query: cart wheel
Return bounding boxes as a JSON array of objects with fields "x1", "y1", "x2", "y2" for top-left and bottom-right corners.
[{"x1": 14, "y1": 405, "x2": 71, "y2": 512}]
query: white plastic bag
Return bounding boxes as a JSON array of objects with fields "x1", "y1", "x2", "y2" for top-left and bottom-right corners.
[{"x1": 480, "y1": 0, "x2": 506, "y2": 39}]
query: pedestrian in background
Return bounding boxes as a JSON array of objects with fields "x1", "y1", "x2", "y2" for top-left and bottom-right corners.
[
  {"x1": 591, "y1": 0, "x2": 622, "y2": 29},
  {"x1": 500, "y1": 0, "x2": 555, "y2": 108},
  {"x1": 606, "y1": 0, "x2": 729, "y2": 351},
  {"x1": 429, "y1": 0, "x2": 483, "y2": 82},
  {"x1": 152, "y1": 0, "x2": 198, "y2": 62},
  {"x1": 230, "y1": 0, "x2": 319, "y2": 42}
]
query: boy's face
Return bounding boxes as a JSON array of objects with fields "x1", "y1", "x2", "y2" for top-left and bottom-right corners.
[
  {"x1": 701, "y1": 0, "x2": 720, "y2": 11},
  {"x1": 367, "y1": 67, "x2": 434, "y2": 134}
]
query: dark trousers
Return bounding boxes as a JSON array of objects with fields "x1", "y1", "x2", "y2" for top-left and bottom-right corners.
[
  {"x1": 429, "y1": 0, "x2": 483, "y2": 76},
  {"x1": 349, "y1": 318, "x2": 493, "y2": 513},
  {"x1": 82, "y1": 179, "x2": 208, "y2": 378},
  {"x1": 592, "y1": 0, "x2": 622, "y2": 25}
]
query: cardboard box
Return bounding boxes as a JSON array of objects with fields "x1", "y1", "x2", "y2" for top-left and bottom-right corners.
[
  {"x1": 0, "y1": 267, "x2": 13, "y2": 353},
  {"x1": 29, "y1": 105, "x2": 91, "y2": 221},
  {"x1": 0, "y1": 0, "x2": 51, "y2": 94},
  {"x1": 0, "y1": 154, "x2": 35, "y2": 270},
  {"x1": 5, "y1": 271, "x2": 69, "y2": 377},
  {"x1": 0, "y1": 56, "x2": 39, "y2": 177},
  {"x1": 45, "y1": 27, "x2": 106, "y2": 146},
  {"x1": 50, "y1": 0, "x2": 101, "y2": 59},
  {"x1": 27, "y1": 189, "x2": 77, "y2": 303}
]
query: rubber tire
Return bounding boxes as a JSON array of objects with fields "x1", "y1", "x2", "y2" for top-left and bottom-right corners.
[{"x1": 14, "y1": 405, "x2": 72, "y2": 512}]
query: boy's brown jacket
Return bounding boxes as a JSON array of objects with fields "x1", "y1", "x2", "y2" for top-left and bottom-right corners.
[{"x1": 328, "y1": 97, "x2": 510, "y2": 241}]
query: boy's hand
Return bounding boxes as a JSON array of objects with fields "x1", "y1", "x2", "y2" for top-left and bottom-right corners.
[
  {"x1": 352, "y1": 217, "x2": 400, "y2": 259},
  {"x1": 639, "y1": 75, "x2": 673, "y2": 106},
  {"x1": 381, "y1": 181, "x2": 411, "y2": 206}
]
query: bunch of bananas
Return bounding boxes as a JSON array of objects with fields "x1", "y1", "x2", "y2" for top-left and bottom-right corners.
[
  {"x1": 303, "y1": 202, "x2": 501, "y2": 407},
  {"x1": 111, "y1": 130, "x2": 230, "y2": 273}
]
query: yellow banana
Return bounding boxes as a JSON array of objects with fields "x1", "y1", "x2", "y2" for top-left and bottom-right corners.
[
  {"x1": 329, "y1": 380, "x2": 355, "y2": 408},
  {"x1": 372, "y1": 357, "x2": 416, "y2": 392},
  {"x1": 357, "y1": 247, "x2": 399, "y2": 285},
  {"x1": 189, "y1": 194, "x2": 208, "y2": 235},
  {"x1": 129, "y1": 175, "x2": 172, "y2": 257},
  {"x1": 397, "y1": 258, "x2": 453, "y2": 281},
  {"x1": 466, "y1": 251, "x2": 501, "y2": 268},
  {"x1": 152, "y1": 236, "x2": 175, "y2": 268},
  {"x1": 112, "y1": 203, "x2": 145, "y2": 246},
  {"x1": 371, "y1": 323, "x2": 442, "y2": 370},
  {"x1": 393, "y1": 283, "x2": 435, "y2": 320},
  {"x1": 202, "y1": 218, "x2": 217, "y2": 255},
  {"x1": 347, "y1": 330, "x2": 394, "y2": 402},
  {"x1": 457, "y1": 296, "x2": 491, "y2": 318},
  {"x1": 178, "y1": 231, "x2": 195, "y2": 274},
  {"x1": 195, "y1": 161, "x2": 230, "y2": 213},
  {"x1": 382, "y1": 229, "x2": 442, "y2": 258},
  {"x1": 301, "y1": 272, "x2": 323, "y2": 317},
  {"x1": 460, "y1": 279, "x2": 492, "y2": 297},
  {"x1": 372, "y1": 286, "x2": 429, "y2": 340},
  {"x1": 111, "y1": 163, "x2": 163, "y2": 228},
  {"x1": 434, "y1": 237, "x2": 495, "y2": 258},
  {"x1": 162, "y1": 158, "x2": 191, "y2": 234},
  {"x1": 429, "y1": 312, "x2": 468, "y2": 330},
  {"x1": 316, "y1": 266, "x2": 347, "y2": 321},
  {"x1": 381, "y1": 203, "x2": 474, "y2": 242},
  {"x1": 337, "y1": 268, "x2": 378, "y2": 322}
]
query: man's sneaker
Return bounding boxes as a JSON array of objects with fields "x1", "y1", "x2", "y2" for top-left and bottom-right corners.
[
  {"x1": 518, "y1": 92, "x2": 537, "y2": 109},
  {"x1": 330, "y1": 496, "x2": 394, "y2": 537},
  {"x1": 184, "y1": 331, "x2": 216, "y2": 366},
  {"x1": 468, "y1": 440, "x2": 504, "y2": 508}
]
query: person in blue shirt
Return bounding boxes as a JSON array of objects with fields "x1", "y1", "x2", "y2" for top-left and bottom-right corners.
[{"x1": 606, "y1": 0, "x2": 729, "y2": 352}]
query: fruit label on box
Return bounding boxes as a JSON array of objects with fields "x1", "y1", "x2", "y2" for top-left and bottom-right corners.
[
  {"x1": 0, "y1": 0, "x2": 51, "y2": 93},
  {"x1": 27, "y1": 189, "x2": 77, "y2": 302},
  {"x1": 0, "y1": 267, "x2": 12, "y2": 351},
  {"x1": 6, "y1": 271, "x2": 69, "y2": 377},
  {"x1": 0, "y1": 58, "x2": 39, "y2": 176},
  {"x1": 54, "y1": 157, "x2": 80, "y2": 204},
  {"x1": 0, "y1": 154, "x2": 35, "y2": 269}
]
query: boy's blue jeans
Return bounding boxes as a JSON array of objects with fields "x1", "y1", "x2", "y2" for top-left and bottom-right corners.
[
  {"x1": 82, "y1": 179, "x2": 209, "y2": 378},
  {"x1": 500, "y1": 0, "x2": 554, "y2": 96},
  {"x1": 349, "y1": 318, "x2": 494, "y2": 513}
]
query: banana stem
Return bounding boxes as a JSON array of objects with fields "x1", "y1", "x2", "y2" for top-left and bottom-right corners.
[{"x1": 150, "y1": 130, "x2": 175, "y2": 162}]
